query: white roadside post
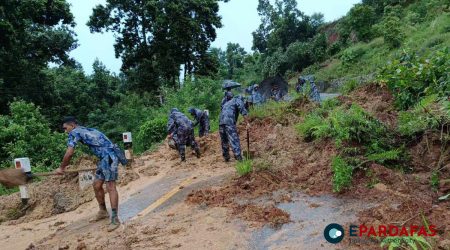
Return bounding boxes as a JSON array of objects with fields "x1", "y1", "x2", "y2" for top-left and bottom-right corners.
[
  {"x1": 14, "y1": 157, "x2": 31, "y2": 205},
  {"x1": 123, "y1": 132, "x2": 133, "y2": 164}
]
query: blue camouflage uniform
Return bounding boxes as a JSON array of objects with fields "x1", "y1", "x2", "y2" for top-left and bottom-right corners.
[
  {"x1": 67, "y1": 127, "x2": 118, "y2": 181},
  {"x1": 221, "y1": 90, "x2": 233, "y2": 110},
  {"x1": 188, "y1": 107, "x2": 210, "y2": 137},
  {"x1": 271, "y1": 88, "x2": 282, "y2": 101},
  {"x1": 219, "y1": 96, "x2": 248, "y2": 161},
  {"x1": 167, "y1": 108, "x2": 200, "y2": 161},
  {"x1": 297, "y1": 77, "x2": 321, "y2": 102},
  {"x1": 251, "y1": 84, "x2": 264, "y2": 105}
]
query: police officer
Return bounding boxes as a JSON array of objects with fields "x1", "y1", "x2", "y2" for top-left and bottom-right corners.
[
  {"x1": 167, "y1": 108, "x2": 201, "y2": 161},
  {"x1": 56, "y1": 116, "x2": 121, "y2": 232},
  {"x1": 219, "y1": 95, "x2": 250, "y2": 162},
  {"x1": 297, "y1": 76, "x2": 321, "y2": 102},
  {"x1": 188, "y1": 107, "x2": 210, "y2": 137}
]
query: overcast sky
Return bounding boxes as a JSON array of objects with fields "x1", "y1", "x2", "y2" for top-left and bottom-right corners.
[{"x1": 67, "y1": 0, "x2": 360, "y2": 74}]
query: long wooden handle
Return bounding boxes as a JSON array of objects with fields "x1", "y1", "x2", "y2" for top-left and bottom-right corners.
[{"x1": 34, "y1": 167, "x2": 97, "y2": 177}]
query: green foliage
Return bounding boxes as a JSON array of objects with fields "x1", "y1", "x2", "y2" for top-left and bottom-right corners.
[
  {"x1": 339, "y1": 79, "x2": 359, "y2": 94},
  {"x1": 366, "y1": 149, "x2": 402, "y2": 164},
  {"x1": 340, "y1": 46, "x2": 367, "y2": 67},
  {"x1": 235, "y1": 159, "x2": 253, "y2": 176},
  {"x1": 252, "y1": 0, "x2": 319, "y2": 54},
  {"x1": 134, "y1": 77, "x2": 223, "y2": 152},
  {"x1": 88, "y1": 0, "x2": 224, "y2": 91},
  {"x1": 296, "y1": 102, "x2": 409, "y2": 192},
  {"x1": 398, "y1": 95, "x2": 450, "y2": 136},
  {"x1": 378, "y1": 47, "x2": 450, "y2": 110},
  {"x1": 295, "y1": 113, "x2": 328, "y2": 141},
  {"x1": 431, "y1": 171, "x2": 439, "y2": 189},
  {"x1": 331, "y1": 156, "x2": 354, "y2": 192},
  {"x1": 249, "y1": 100, "x2": 290, "y2": 124},
  {"x1": 345, "y1": 4, "x2": 377, "y2": 41},
  {"x1": 0, "y1": 101, "x2": 66, "y2": 172},
  {"x1": 0, "y1": 0, "x2": 77, "y2": 116},
  {"x1": 136, "y1": 116, "x2": 168, "y2": 153},
  {"x1": 380, "y1": 234, "x2": 432, "y2": 250},
  {"x1": 377, "y1": 15, "x2": 405, "y2": 48}
]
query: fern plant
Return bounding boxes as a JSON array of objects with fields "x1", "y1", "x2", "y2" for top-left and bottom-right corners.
[{"x1": 380, "y1": 234, "x2": 432, "y2": 250}]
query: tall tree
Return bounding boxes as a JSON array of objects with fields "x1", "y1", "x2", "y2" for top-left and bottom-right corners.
[
  {"x1": 0, "y1": 0, "x2": 77, "y2": 113},
  {"x1": 252, "y1": 0, "x2": 318, "y2": 54},
  {"x1": 225, "y1": 43, "x2": 247, "y2": 79},
  {"x1": 88, "y1": 0, "x2": 226, "y2": 92}
]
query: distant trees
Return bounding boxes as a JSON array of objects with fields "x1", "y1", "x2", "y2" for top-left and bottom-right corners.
[
  {"x1": 251, "y1": 0, "x2": 325, "y2": 77},
  {"x1": 88, "y1": 0, "x2": 227, "y2": 92},
  {"x1": 0, "y1": 0, "x2": 77, "y2": 114}
]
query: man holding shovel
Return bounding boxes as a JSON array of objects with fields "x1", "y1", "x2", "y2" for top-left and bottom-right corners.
[
  {"x1": 219, "y1": 95, "x2": 251, "y2": 162},
  {"x1": 56, "y1": 116, "x2": 121, "y2": 232}
]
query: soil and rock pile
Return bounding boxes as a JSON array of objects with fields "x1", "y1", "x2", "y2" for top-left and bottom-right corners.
[{"x1": 0, "y1": 156, "x2": 140, "y2": 224}]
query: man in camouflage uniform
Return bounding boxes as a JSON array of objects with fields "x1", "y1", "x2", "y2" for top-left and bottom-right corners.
[
  {"x1": 188, "y1": 107, "x2": 210, "y2": 137},
  {"x1": 219, "y1": 95, "x2": 250, "y2": 162},
  {"x1": 56, "y1": 116, "x2": 121, "y2": 232},
  {"x1": 221, "y1": 89, "x2": 233, "y2": 110},
  {"x1": 297, "y1": 76, "x2": 321, "y2": 102},
  {"x1": 167, "y1": 108, "x2": 201, "y2": 161},
  {"x1": 270, "y1": 85, "x2": 283, "y2": 101},
  {"x1": 251, "y1": 84, "x2": 264, "y2": 105}
]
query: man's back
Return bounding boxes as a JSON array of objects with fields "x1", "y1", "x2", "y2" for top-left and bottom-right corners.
[
  {"x1": 68, "y1": 126, "x2": 114, "y2": 157},
  {"x1": 219, "y1": 97, "x2": 248, "y2": 126},
  {"x1": 171, "y1": 111, "x2": 193, "y2": 130}
]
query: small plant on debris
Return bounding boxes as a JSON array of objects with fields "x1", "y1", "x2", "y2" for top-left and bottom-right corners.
[
  {"x1": 398, "y1": 95, "x2": 450, "y2": 137},
  {"x1": 297, "y1": 103, "x2": 409, "y2": 192},
  {"x1": 331, "y1": 156, "x2": 354, "y2": 192},
  {"x1": 235, "y1": 158, "x2": 253, "y2": 176},
  {"x1": 380, "y1": 234, "x2": 432, "y2": 250}
]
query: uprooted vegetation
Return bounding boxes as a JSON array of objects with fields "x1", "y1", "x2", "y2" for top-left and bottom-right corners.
[{"x1": 187, "y1": 47, "x2": 450, "y2": 247}]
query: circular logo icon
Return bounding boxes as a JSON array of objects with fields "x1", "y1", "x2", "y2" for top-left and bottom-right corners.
[{"x1": 324, "y1": 223, "x2": 344, "y2": 244}]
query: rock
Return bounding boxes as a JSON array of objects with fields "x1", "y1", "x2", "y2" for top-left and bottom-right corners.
[
  {"x1": 374, "y1": 183, "x2": 388, "y2": 192},
  {"x1": 76, "y1": 242, "x2": 87, "y2": 250},
  {"x1": 438, "y1": 239, "x2": 450, "y2": 249}
]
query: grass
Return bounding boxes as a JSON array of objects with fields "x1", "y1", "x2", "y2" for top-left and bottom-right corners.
[
  {"x1": 235, "y1": 158, "x2": 253, "y2": 176},
  {"x1": 308, "y1": 11, "x2": 450, "y2": 87},
  {"x1": 249, "y1": 101, "x2": 289, "y2": 120}
]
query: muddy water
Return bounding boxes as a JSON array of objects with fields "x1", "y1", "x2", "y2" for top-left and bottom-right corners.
[{"x1": 249, "y1": 192, "x2": 372, "y2": 250}]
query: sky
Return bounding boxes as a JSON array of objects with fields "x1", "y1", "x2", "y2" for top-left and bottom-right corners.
[{"x1": 67, "y1": 0, "x2": 361, "y2": 75}]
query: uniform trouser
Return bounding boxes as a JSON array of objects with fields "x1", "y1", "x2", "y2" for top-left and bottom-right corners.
[
  {"x1": 199, "y1": 117, "x2": 210, "y2": 137},
  {"x1": 219, "y1": 124, "x2": 242, "y2": 161},
  {"x1": 175, "y1": 129, "x2": 200, "y2": 160}
]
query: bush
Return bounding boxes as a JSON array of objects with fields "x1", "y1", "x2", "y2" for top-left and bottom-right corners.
[
  {"x1": 0, "y1": 101, "x2": 66, "y2": 172},
  {"x1": 378, "y1": 47, "x2": 450, "y2": 110},
  {"x1": 340, "y1": 46, "x2": 367, "y2": 67},
  {"x1": 346, "y1": 4, "x2": 377, "y2": 41},
  {"x1": 398, "y1": 95, "x2": 450, "y2": 136},
  {"x1": 136, "y1": 115, "x2": 168, "y2": 152},
  {"x1": 379, "y1": 15, "x2": 405, "y2": 48}
]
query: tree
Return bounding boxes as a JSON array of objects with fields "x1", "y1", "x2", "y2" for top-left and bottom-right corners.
[
  {"x1": 345, "y1": 4, "x2": 377, "y2": 41},
  {"x1": 88, "y1": 0, "x2": 226, "y2": 92},
  {"x1": 225, "y1": 43, "x2": 247, "y2": 79},
  {"x1": 252, "y1": 0, "x2": 318, "y2": 54},
  {"x1": 0, "y1": 0, "x2": 77, "y2": 114}
]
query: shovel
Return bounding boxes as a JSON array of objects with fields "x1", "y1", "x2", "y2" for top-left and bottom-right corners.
[
  {"x1": 246, "y1": 128, "x2": 250, "y2": 160},
  {"x1": 0, "y1": 167, "x2": 97, "y2": 188}
]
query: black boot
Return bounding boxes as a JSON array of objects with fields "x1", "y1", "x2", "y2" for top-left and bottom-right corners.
[{"x1": 195, "y1": 148, "x2": 201, "y2": 158}]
